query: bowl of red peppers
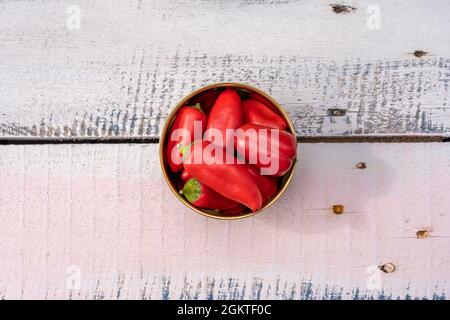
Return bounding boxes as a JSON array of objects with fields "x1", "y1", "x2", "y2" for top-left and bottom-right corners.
[{"x1": 160, "y1": 83, "x2": 297, "y2": 219}]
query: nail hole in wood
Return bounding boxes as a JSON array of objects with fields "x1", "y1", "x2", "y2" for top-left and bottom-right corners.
[
  {"x1": 380, "y1": 263, "x2": 396, "y2": 273},
  {"x1": 413, "y1": 50, "x2": 428, "y2": 58},
  {"x1": 327, "y1": 108, "x2": 347, "y2": 116},
  {"x1": 331, "y1": 4, "x2": 356, "y2": 13},
  {"x1": 416, "y1": 230, "x2": 430, "y2": 239},
  {"x1": 333, "y1": 205, "x2": 344, "y2": 214},
  {"x1": 356, "y1": 162, "x2": 367, "y2": 169}
]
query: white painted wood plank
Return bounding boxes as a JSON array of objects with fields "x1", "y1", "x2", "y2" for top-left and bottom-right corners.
[
  {"x1": 0, "y1": 143, "x2": 449, "y2": 299},
  {"x1": 0, "y1": 0, "x2": 450, "y2": 139}
]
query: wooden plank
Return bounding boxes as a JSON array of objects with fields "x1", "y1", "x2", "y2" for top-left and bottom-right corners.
[
  {"x1": 1, "y1": 0, "x2": 450, "y2": 139},
  {"x1": 0, "y1": 143, "x2": 449, "y2": 299}
]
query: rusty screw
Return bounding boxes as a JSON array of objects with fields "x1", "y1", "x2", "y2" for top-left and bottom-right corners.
[
  {"x1": 333, "y1": 205, "x2": 344, "y2": 215},
  {"x1": 416, "y1": 230, "x2": 430, "y2": 239},
  {"x1": 380, "y1": 263, "x2": 396, "y2": 273},
  {"x1": 356, "y1": 162, "x2": 367, "y2": 169}
]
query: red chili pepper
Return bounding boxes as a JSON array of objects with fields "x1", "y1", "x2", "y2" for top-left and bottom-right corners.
[
  {"x1": 235, "y1": 123, "x2": 297, "y2": 176},
  {"x1": 220, "y1": 203, "x2": 248, "y2": 215},
  {"x1": 191, "y1": 90, "x2": 220, "y2": 115},
  {"x1": 173, "y1": 176, "x2": 185, "y2": 191},
  {"x1": 242, "y1": 99, "x2": 287, "y2": 130},
  {"x1": 248, "y1": 92, "x2": 280, "y2": 113},
  {"x1": 183, "y1": 140, "x2": 262, "y2": 211},
  {"x1": 166, "y1": 103, "x2": 207, "y2": 172},
  {"x1": 180, "y1": 178, "x2": 238, "y2": 210},
  {"x1": 180, "y1": 169, "x2": 192, "y2": 183},
  {"x1": 205, "y1": 88, "x2": 242, "y2": 147},
  {"x1": 247, "y1": 165, "x2": 278, "y2": 203}
]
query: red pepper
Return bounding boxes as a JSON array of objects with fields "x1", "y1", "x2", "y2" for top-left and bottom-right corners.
[
  {"x1": 235, "y1": 124, "x2": 297, "y2": 176},
  {"x1": 166, "y1": 103, "x2": 207, "y2": 172},
  {"x1": 173, "y1": 176, "x2": 185, "y2": 191},
  {"x1": 247, "y1": 165, "x2": 278, "y2": 203},
  {"x1": 220, "y1": 204, "x2": 248, "y2": 215},
  {"x1": 183, "y1": 166, "x2": 274, "y2": 213},
  {"x1": 205, "y1": 88, "x2": 242, "y2": 147},
  {"x1": 248, "y1": 92, "x2": 280, "y2": 113},
  {"x1": 180, "y1": 169, "x2": 192, "y2": 183},
  {"x1": 242, "y1": 99, "x2": 287, "y2": 130},
  {"x1": 180, "y1": 178, "x2": 238, "y2": 210},
  {"x1": 191, "y1": 90, "x2": 220, "y2": 115},
  {"x1": 183, "y1": 140, "x2": 262, "y2": 211}
]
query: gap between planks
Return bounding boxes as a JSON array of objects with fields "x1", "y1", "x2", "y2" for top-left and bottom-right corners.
[{"x1": 0, "y1": 135, "x2": 447, "y2": 145}]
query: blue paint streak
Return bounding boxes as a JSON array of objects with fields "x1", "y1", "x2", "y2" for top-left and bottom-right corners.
[
  {"x1": 251, "y1": 278, "x2": 263, "y2": 300},
  {"x1": 121, "y1": 274, "x2": 449, "y2": 300},
  {"x1": 161, "y1": 275, "x2": 170, "y2": 300},
  {"x1": 433, "y1": 292, "x2": 446, "y2": 300},
  {"x1": 300, "y1": 280, "x2": 313, "y2": 300},
  {"x1": 206, "y1": 278, "x2": 215, "y2": 300}
]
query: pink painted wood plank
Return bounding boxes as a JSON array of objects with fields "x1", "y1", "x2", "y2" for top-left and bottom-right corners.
[{"x1": 0, "y1": 143, "x2": 449, "y2": 299}]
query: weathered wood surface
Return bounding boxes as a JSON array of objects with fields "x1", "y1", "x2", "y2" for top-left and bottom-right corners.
[
  {"x1": 0, "y1": 143, "x2": 449, "y2": 299},
  {"x1": 1, "y1": 0, "x2": 450, "y2": 139}
]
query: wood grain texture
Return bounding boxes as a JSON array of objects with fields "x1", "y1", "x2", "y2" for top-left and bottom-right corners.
[
  {"x1": 1, "y1": 0, "x2": 450, "y2": 139},
  {"x1": 0, "y1": 143, "x2": 449, "y2": 299}
]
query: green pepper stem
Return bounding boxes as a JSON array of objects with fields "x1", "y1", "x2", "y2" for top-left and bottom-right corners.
[
  {"x1": 181, "y1": 178, "x2": 201, "y2": 203},
  {"x1": 191, "y1": 103, "x2": 203, "y2": 112}
]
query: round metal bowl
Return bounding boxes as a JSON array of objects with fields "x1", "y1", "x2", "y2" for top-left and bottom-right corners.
[{"x1": 159, "y1": 83, "x2": 297, "y2": 220}]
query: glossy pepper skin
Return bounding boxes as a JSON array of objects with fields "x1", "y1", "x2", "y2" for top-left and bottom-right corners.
[
  {"x1": 243, "y1": 99, "x2": 287, "y2": 130},
  {"x1": 205, "y1": 88, "x2": 242, "y2": 148},
  {"x1": 235, "y1": 123, "x2": 297, "y2": 176},
  {"x1": 183, "y1": 140, "x2": 263, "y2": 211},
  {"x1": 166, "y1": 103, "x2": 207, "y2": 172},
  {"x1": 181, "y1": 178, "x2": 238, "y2": 210},
  {"x1": 180, "y1": 169, "x2": 192, "y2": 183},
  {"x1": 247, "y1": 165, "x2": 278, "y2": 203}
]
